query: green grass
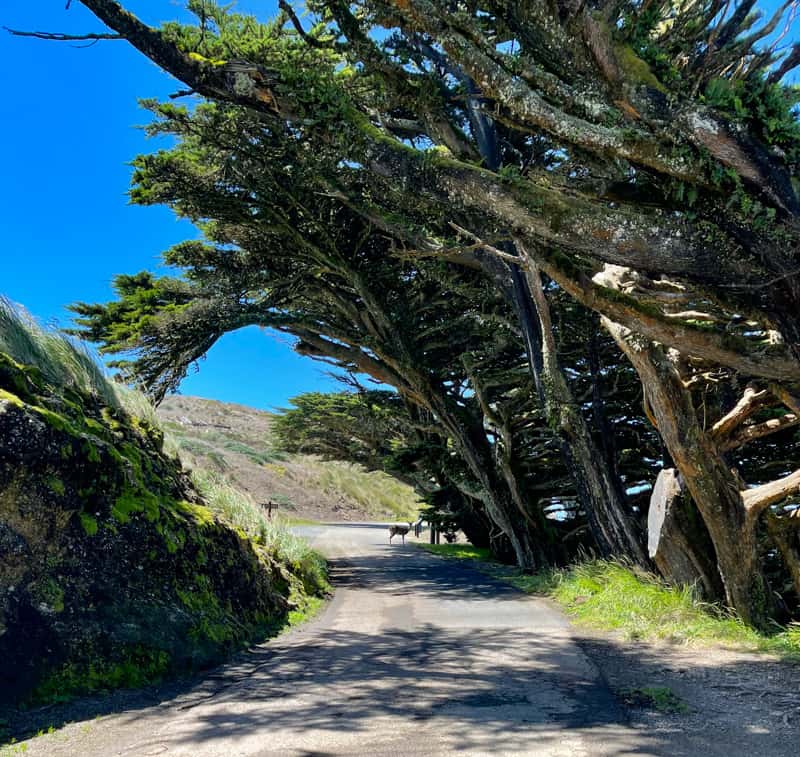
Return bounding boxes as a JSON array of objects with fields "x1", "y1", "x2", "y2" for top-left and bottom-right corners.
[
  {"x1": 191, "y1": 470, "x2": 329, "y2": 596},
  {"x1": 285, "y1": 594, "x2": 326, "y2": 627},
  {"x1": 315, "y1": 462, "x2": 421, "y2": 520},
  {"x1": 0, "y1": 298, "x2": 117, "y2": 408},
  {"x1": 418, "y1": 547, "x2": 800, "y2": 659},
  {"x1": 417, "y1": 543, "x2": 493, "y2": 561},
  {"x1": 221, "y1": 440, "x2": 287, "y2": 465},
  {"x1": 0, "y1": 297, "x2": 159, "y2": 426},
  {"x1": 546, "y1": 561, "x2": 800, "y2": 657}
]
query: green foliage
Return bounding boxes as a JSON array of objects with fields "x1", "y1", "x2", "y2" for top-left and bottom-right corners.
[
  {"x1": 273, "y1": 391, "x2": 406, "y2": 468},
  {"x1": 29, "y1": 646, "x2": 172, "y2": 705},
  {"x1": 190, "y1": 469, "x2": 330, "y2": 596},
  {"x1": 417, "y1": 543, "x2": 493, "y2": 561},
  {"x1": 703, "y1": 76, "x2": 800, "y2": 159},
  {"x1": 220, "y1": 440, "x2": 286, "y2": 465},
  {"x1": 78, "y1": 512, "x2": 98, "y2": 536}
]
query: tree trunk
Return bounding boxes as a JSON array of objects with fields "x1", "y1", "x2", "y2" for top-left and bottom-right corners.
[
  {"x1": 647, "y1": 468, "x2": 724, "y2": 601},
  {"x1": 587, "y1": 322, "x2": 626, "y2": 504},
  {"x1": 766, "y1": 513, "x2": 800, "y2": 600},
  {"x1": 429, "y1": 393, "x2": 552, "y2": 570},
  {"x1": 514, "y1": 261, "x2": 649, "y2": 567},
  {"x1": 606, "y1": 320, "x2": 776, "y2": 628},
  {"x1": 458, "y1": 420, "x2": 551, "y2": 570}
]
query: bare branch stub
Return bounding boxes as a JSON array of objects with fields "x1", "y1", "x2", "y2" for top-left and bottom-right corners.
[{"x1": 4, "y1": 27, "x2": 123, "y2": 42}]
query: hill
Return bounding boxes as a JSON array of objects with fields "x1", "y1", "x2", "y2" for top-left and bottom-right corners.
[{"x1": 157, "y1": 395, "x2": 421, "y2": 523}]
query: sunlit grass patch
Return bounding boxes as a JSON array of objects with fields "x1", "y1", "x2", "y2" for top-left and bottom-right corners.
[
  {"x1": 314, "y1": 462, "x2": 421, "y2": 520},
  {"x1": 531, "y1": 560, "x2": 800, "y2": 657},
  {"x1": 420, "y1": 546, "x2": 800, "y2": 659},
  {"x1": 417, "y1": 543, "x2": 493, "y2": 561},
  {"x1": 285, "y1": 595, "x2": 326, "y2": 628},
  {"x1": 545, "y1": 560, "x2": 794, "y2": 653},
  {"x1": 619, "y1": 686, "x2": 689, "y2": 714}
]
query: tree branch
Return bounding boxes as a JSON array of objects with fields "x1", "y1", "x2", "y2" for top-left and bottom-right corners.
[
  {"x1": 277, "y1": 0, "x2": 331, "y2": 49},
  {"x1": 531, "y1": 254, "x2": 800, "y2": 381},
  {"x1": 711, "y1": 386, "x2": 773, "y2": 441},
  {"x1": 720, "y1": 412, "x2": 800, "y2": 451},
  {"x1": 743, "y1": 468, "x2": 800, "y2": 516},
  {"x1": 4, "y1": 27, "x2": 123, "y2": 41}
]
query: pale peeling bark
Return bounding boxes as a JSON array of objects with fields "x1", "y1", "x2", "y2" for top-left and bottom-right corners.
[
  {"x1": 605, "y1": 319, "x2": 776, "y2": 628},
  {"x1": 710, "y1": 387, "x2": 772, "y2": 441},
  {"x1": 647, "y1": 468, "x2": 724, "y2": 600},
  {"x1": 742, "y1": 469, "x2": 800, "y2": 516}
]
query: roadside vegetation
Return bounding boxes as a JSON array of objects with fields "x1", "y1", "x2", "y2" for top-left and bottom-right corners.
[
  {"x1": 190, "y1": 470, "x2": 329, "y2": 600},
  {"x1": 419, "y1": 545, "x2": 800, "y2": 660},
  {"x1": 0, "y1": 300, "x2": 328, "y2": 716}
]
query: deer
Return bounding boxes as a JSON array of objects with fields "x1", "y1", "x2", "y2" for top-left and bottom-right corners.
[{"x1": 388, "y1": 523, "x2": 412, "y2": 544}]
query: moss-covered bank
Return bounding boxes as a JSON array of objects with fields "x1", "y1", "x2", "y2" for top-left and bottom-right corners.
[{"x1": 0, "y1": 349, "x2": 327, "y2": 707}]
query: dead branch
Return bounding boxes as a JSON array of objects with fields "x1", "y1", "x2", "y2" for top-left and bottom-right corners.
[
  {"x1": 4, "y1": 27, "x2": 122, "y2": 41},
  {"x1": 743, "y1": 468, "x2": 800, "y2": 516},
  {"x1": 711, "y1": 386, "x2": 773, "y2": 441},
  {"x1": 721, "y1": 412, "x2": 800, "y2": 451}
]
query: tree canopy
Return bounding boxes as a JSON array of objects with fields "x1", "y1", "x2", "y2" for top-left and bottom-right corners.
[{"x1": 14, "y1": 0, "x2": 800, "y2": 628}]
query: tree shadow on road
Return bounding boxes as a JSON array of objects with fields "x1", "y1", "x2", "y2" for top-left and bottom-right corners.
[{"x1": 4, "y1": 526, "x2": 798, "y2": 756}]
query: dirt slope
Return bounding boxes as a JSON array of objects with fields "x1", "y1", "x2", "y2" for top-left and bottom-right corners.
[{"x1": 157, "y1": 395, "x2": 421, "y2": 523}]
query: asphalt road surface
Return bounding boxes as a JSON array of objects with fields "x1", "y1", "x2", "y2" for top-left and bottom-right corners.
[{"x1": 16, "y1": 523, "x2": 673, "y2": 756}]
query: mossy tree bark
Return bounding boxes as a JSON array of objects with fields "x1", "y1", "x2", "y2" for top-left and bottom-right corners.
[{"x1": 606, "y1": 321, "x2": 780, "y2": 628}]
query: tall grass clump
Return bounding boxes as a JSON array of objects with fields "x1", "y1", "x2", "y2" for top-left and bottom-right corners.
[
  {"x1": 0, "y1": 297, "x2": 161, "y2": 427},
  {"x1": 316, "y1": 462, "x2": 421, "y2": 520},
  {"x1": 191, "y1": 470, "x2": 328, "y2": 596},
  {"x1": 541, "y1": 559, "x2": 800, "y2": 658},
  {"x1": 0, "y1": 297, "x2": 119, "y2": 409}
]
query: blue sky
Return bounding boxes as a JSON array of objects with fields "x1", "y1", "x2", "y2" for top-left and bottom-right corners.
[{"x1": 0, "y1": 0, "x2": 350, "y2": 411}]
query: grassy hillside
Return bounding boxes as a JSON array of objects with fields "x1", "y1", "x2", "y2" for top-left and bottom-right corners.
[{"x1": 158, "y1": 395, "x2": 421, "y2": 523}]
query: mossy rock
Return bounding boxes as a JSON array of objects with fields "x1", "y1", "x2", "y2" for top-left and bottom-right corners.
[{"x1": 0, "y1": 352, "x2": 310, "y2": 706}]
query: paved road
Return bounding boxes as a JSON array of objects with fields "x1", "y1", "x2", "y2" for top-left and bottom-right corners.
[{"x1": 17, "y1": 524, "x2": 668, "y2": 756}]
